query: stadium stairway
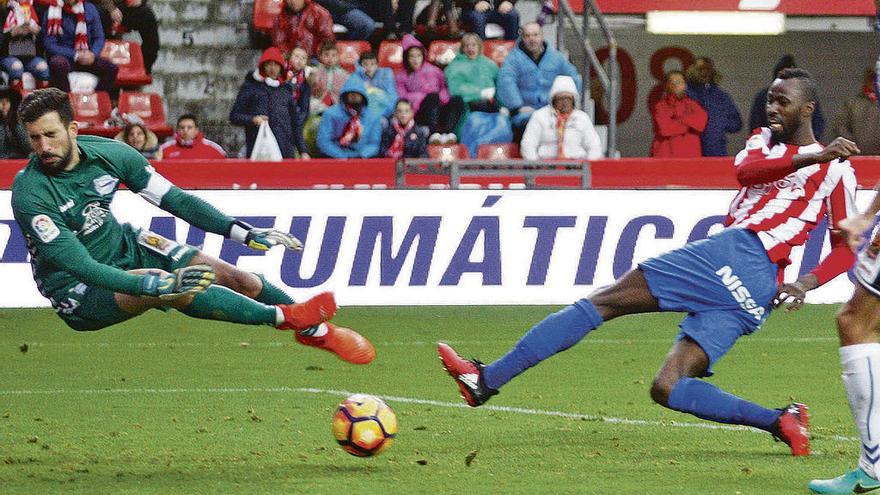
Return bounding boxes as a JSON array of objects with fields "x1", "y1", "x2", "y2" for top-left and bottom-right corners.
[{"x1": 146, "y1": 0, "x2": 545, "y2": 157}]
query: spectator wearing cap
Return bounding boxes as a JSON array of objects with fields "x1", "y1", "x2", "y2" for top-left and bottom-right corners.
[
  {"x1": 230, "y1": 47, "x2": 306, "y2": 159},
  {"x1": 520, "y1": 75, "x2": 602, "y2": 161},
  {"x1": 42, "y1": 0, "x2": 118, "y2": 98},
  {"x1": 159, "y1": 114, "x2": 227, "y2": 160},
  {"x1": 271, "y1": 0, "x2": 335, "y2": 59},
  {"x1": 316, "y1": 75, "x2": 381, "y2": 158},
  {"x1": 115, "y1": 119, "x2": 161, "y2": 159},
  {"x1": 1, "y1": 0, "x2": 50, "y2": 92},
  {"x1": 92, "y1": 0, "x2": 159, "y2": 73}
]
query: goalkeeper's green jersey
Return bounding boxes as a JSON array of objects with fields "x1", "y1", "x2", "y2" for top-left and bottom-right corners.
[{"x1": 11, "y1": 135, "x2": 235, "y2": 308}]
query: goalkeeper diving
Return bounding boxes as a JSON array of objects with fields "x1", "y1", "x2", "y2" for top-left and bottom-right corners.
[{"x1": 10, "y1": 88, "x2": 374, "y2": 365}]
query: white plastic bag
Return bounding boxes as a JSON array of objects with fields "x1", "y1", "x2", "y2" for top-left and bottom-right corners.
[
  {"x1": 250, "y1": 121, "x2": 283, "y2": 161},
  {"x1": 68, "y1": 71, "x2": 98, "y2": 94}
]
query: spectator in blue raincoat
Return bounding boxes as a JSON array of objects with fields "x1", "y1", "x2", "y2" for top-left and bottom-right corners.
[{"x1": 317, "y1": 75, "x2": 382, "y2": 158}]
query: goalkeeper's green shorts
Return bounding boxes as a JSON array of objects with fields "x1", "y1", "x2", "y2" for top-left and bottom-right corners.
[{"x1": 58, "y1": 230, "x2": 198, "y2": 331}]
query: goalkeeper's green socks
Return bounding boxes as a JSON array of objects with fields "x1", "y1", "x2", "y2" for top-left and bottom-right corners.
[
  {"x1": 181, "y1": 286, "x2": 277, "y2": 325},
  {"x1": 253, "y1": 274, "x2": 294, "y2": 305}
]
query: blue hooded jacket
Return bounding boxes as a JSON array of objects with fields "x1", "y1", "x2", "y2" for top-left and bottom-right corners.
[
  {"x1": 350, "y1": 63, "x2": 398, "y2": 119},
  {"x1": 497, "y1": 40, "x2": 582, "y2": 126},
  {"x1": 317, "y1": 75, "x2": 382, "y2": 158}
]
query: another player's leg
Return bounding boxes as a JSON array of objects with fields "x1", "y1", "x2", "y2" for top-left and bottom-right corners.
[
  {"x1": 652, "y1": 335, "x2": 809, "y2": 456},
  {"x1": 439, "y1": 268, "x2": 659, "y2": 406},
  {"x1": 809, "y1": 284, "x2": 880, "y2": 494},
  {"x1": 183, "y1": 252, "x2": 374, "y2": 364}
]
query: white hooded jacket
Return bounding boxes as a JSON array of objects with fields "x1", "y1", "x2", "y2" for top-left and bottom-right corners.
[{"x1": 520, "y1": 75, "x2": 603, "y2": 161}]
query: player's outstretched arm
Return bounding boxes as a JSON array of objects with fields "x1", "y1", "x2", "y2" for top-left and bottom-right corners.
[{"x1": 736, "y1": 137, "x2": 860, "y2": 186}]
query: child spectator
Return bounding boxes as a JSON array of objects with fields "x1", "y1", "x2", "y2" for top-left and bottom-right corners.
[
  {"x1": 445, "y1": 32, "x2": 499, "y2": 113},
  {"x1": 316, "y1": 75, "x2": 381, "y2": 158},
  {"x1": 380, "y1": 99, "x2": 428, "y2": 159},
  {"x1": 287, "y1": 47, "x2": 311, "y2": 158},
  {"x1": 159, "y1": 114, "x2": 226, "y2": 160},
  {"x1": 520, "y1": 75, "x2": 602, "y2": 161},
  {"x1": 92, "y1": 0, "x2": 159, "y2": 73},
  {"x1": 650, "y1": 70, "x2": 708, "y2": 158},
  {"x1": 230, "y1": 47, "x2": 305, "y2": 159},
  {"x1": 350, "y1": 51, "x2": 397, "y2": 119},
  {"x1": 43, "y1": 0, "x2": 119, "y2": 98},
  {"x1": 395, "y1": 33, "x2": 464, "y2": 144},
  {"x1": 115, "y1": 120, "x2": 161, "y2": 159},
  {"x1": 309, "y1": 41, "x2": 349, "y2": 115},
  {"x1": 460, "y1": 0, "x2": 519, "y2": 40},
  {"x1": 0, "y1": 88, "x2": 28, "y2": 157},
  {"x1": 1, "y1": 0, "x2": 50, "y2": 91},
  {"x1": 271, "y1": 0, "x2": 335, "y2": 59}
]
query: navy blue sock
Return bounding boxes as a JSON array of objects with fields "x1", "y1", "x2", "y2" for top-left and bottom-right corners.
[
  {"x1": 483, "y1": 299, "x2": 603, "y2": 390},
  {"x1": 667, "y1": 377, "x2": 781, "y2": 432}
]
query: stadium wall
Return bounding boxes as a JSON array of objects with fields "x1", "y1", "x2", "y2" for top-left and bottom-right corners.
[{"x1": 0, "y1": 188, "x2": 873, "y2": 308}]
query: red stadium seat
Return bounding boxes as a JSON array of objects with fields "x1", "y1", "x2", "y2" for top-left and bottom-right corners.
[
  {"x1": 336, "y1": 41, "x2": 371, "y2": 73},
  {"x1": 477, "y1": 142, "x2": 520, "y2": 160},
  {"x1": 483, "y1": 40, "x2": 515, "y2": 66},
  {"x1": 378, "y1": 40, "x2": 403, "y2": 71},
  {"x1": 428, "y1": 144, "x2": 470, "y2": 160},
  {"x1": 253, "y1": 0, "x2": 282, "y2": 33},
  {"x1": 427, "y1": 40, "x2": 460, "y2": 66},
  {"x1": 118, "y1": 91, "x2": 174, "y2": 138},
  {"x1": 69, "y1": 91, "x2": 117, "y2": 136},
  {"x1": 101, "y1": 40, "x2": 152, "y2": 86}
]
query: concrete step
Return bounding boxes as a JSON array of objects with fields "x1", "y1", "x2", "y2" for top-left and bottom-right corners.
[
  {"x1": 158, "y1": 24, "x2": 250, "y2": 48},
  {"x1": 154, "y1": 48, "x2": 259, "y2": 77}
]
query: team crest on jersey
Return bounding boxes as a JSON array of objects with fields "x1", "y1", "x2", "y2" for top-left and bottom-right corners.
[
  {"x1": 80, "y1": 202, "x2": 108, "y2": 236},
  {"x1": 746, "y1": 133, "x2": 766, "y2": 150},
  {"x1": 93, "y1": 175, "x2": 119, "y2": 195},
  {"x1": 31, "y1": 214, "x2": 60, "y2": 243}
]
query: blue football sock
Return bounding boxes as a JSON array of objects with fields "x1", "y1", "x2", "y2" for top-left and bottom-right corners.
[
  {"x1": 483, "y1": 299, "x2": 603, "y2": 390},
  {"x1": 667, "y1": 377, "x2": 781, "y2": 432}
]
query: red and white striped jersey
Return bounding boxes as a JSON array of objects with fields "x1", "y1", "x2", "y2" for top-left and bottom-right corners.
[{"x1": 725, "y1": 128, "x2": 857, "y2": 272}]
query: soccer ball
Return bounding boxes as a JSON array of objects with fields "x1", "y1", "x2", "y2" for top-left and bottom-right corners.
[{"x1": 331, "y1": 394, "x2": 397, "y2": 457}]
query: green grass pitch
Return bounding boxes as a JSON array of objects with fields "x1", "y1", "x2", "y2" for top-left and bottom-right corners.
[{"x1": 0, "y1": 305, "x2": 863, "y2": 494}]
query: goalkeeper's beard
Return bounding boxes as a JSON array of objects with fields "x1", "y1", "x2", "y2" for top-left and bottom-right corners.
[{"x1": 38, "y1": 135, "x2": 74, "y2": 176}]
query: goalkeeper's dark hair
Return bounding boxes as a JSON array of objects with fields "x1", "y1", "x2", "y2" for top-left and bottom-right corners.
[
  {"x1": 18, "y1": 88, "x2": 74, "y2": 126},
  {"x1": 776, "y1": 67, "x2": 818, "y2": 104}
]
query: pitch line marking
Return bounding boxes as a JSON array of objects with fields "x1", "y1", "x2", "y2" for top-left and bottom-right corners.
[
  {"x1": 8, "y1": 336, "x2": 839, "y2": 348},
  {"x1": 0, "y1": 386, "x2": 856, "y2": 442}
]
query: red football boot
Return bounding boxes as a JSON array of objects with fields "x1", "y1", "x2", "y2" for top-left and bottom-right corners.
[
  {"x1": 774, "y1": 402, "x2": 811, "y2": 456},
  {"x1": 276, "y1": 292, "x2": 337, "y2": 331},
  {"x1": 437, "y1": 342, "x2": 498, "y2": 407},
  {"x1": 295, "y1": 323, "x2": 375, "y2": 365}
]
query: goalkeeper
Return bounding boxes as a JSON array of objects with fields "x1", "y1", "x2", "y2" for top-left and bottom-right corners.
[{"x1": 11, "y1": 88, "x2": 374, "y2": 365}]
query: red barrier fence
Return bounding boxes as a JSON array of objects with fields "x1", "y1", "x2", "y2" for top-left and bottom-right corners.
[{"x1": 1, "y1": 157, "x2": 879, "y2": 189}]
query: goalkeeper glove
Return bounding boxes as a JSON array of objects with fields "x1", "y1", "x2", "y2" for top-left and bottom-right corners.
[
  {"x1": 141, "y1": 264, "x2": 216, "y2": 300},
  {"x1": 229, "y1": 219, "x2": 303, "y2": 251}
]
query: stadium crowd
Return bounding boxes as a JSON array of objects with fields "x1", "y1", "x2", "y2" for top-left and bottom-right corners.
[{"x1": 0, "y1": 0, "x2": 876, "y2": 162}]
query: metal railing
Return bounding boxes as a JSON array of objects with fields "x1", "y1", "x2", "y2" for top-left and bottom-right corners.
[
  {"x1": 396, "y1": 159, "x2": 592, "y2": 189},
  {"x1": 554, "y1": 0, "x2": 619, "y2": 157}
]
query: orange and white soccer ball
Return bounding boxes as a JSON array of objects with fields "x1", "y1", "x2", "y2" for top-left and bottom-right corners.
[{"x1": 331, "y1": 394, "x2": 398, "y2": 457}]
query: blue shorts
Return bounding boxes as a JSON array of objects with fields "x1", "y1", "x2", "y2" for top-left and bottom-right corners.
[{"x1": 638, "y1": 228, "x2": 778, "y2": 374}]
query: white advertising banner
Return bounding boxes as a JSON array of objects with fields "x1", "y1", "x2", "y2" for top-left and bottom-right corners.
[{"x1": 0, "y1": 189, "x2": 870, "y2": 307}]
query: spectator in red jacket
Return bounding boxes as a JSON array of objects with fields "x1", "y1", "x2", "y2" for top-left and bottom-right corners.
[
  {"x1": 650, "y1": 70, "x2": 708, "y2": 158},
  {"x1": 271, "y1": 0, "x2": 335, "y2": 59},
  {"x1": 159, "y1": 114, "x2": 227, "y2": 160}
]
